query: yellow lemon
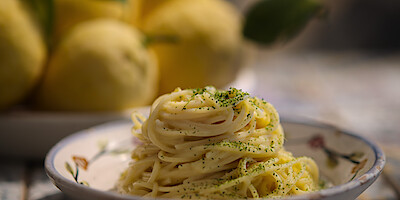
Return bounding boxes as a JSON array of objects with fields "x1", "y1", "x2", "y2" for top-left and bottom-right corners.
[
  {"x1": 53, "y1": 0, "x2": 130, "y2": 42},
  {"x1": 37, "y1": 19, "x2": 158, "y2": 111},
  {"x1": 0, "y1": 0, "x2": 46, "y2": 109},
  {"x1": 129, "y1": 0, "x2": 168, "y2": 28},
  {"x1": 140, "y1": 0, "x2": 243, "y2": 94}
]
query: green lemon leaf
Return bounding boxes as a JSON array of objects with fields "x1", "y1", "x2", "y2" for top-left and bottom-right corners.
[
  {"x1": 243, "y1": 0, "x2": 324, "y2": 45},
  {"x1": 21, "y1": 0, "x2": 54, "y2": 46}
]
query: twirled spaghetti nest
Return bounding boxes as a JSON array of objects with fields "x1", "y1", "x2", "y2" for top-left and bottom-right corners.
[{"x1": 117, "y1": 87, "x2": 319, "y2": 199}]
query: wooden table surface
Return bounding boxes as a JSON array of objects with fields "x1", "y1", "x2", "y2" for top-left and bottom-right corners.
[{"x1": 1, "y1": 50, "x2": 399, "y2": 200}]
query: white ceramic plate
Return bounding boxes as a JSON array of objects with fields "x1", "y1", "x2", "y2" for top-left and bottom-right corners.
[{"x1": 45, "y1": 114, "x2": 385, "y2": 200}]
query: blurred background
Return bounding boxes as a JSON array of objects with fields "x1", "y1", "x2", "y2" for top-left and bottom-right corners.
[{"x1": 0, "y1": 0, "x2": 399, "y2": 199}]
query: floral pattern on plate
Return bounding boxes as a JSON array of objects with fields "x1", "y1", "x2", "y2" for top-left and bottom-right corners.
[{"x1": 64, "y1": 138, "x2": 136, "y2": 186}]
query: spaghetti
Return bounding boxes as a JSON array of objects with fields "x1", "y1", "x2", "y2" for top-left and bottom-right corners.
[{"x1": 117, "y1": 87, "x2": 320, "y2": 199}]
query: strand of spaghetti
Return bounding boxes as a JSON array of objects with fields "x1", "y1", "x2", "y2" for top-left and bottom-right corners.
[
  {"x1": 282, "y1": 163, "x2": 306, "y2": 195},
  {"x1": 147, "y1": 118, "x2": 177, "y2": 153},
  {"x1": 189, "y1": 164, "x2": 281, "y2": 194},
  {"x1": 248, "y1": 184, "x2": 259, "y2": 198},
  {"x1": 121, "y1": 156, "x2": 156, "y2": 184},
  {"x1": 203, "y1": 158, "x2": 307, "y2": 194},
  {"x1": 200, "y1": 112, "x2": 232, "y2": 124},
  {"x1": 148, "y1": 159, "x2": 161, "y2": 183},
  {"x1": 164, "y1": 110, "x2": 235, "y2": 131},
  {"x1": 158, "y1": 150, "x2": 203, "y2": 163},
  {"x1": 160, "y1": 159, "x2": 280, "y2": 191},
  {"x1": 132, "y1": 181, "x2": 153, "y2": 189},
  {"x1": 151, "y1": 182, "x2": 158, "y2": 197},
  {"x1": 227, "y1": 103, "x2": 250, "y2": 133},
  {"x1": 131, "y1": 112, "x2": 146, "y2": 129},
  {"x1": 303, "y1": 157, "x2": 320, "y2": 182},
  {"x1": 174, "y1": 133, "x2": 233, "y2": 150},
  {"x1": 159, "y1": 112, "x2": 234, "y2": 136},
  {"x1": 160, "y1": 108, "x2": 228, "y2": 120},
  {"x1": 156, "y1": 110, "x2": 235, "y2": 137},
  {"x1": 155, "y1": 163, "x2": 237, "y2": 183}
]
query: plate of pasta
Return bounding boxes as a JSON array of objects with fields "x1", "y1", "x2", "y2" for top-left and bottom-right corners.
[{"x1": 45, "y1": 87, "x2": 385, "y2": 200}]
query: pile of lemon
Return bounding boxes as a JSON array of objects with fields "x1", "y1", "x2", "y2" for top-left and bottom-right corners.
[
  {"x1": 0, "y1": 0, "x2": 244, "y2": 111},
  {"x1": 0, "y1": 0, "x2": 323, "y2": 111}
]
